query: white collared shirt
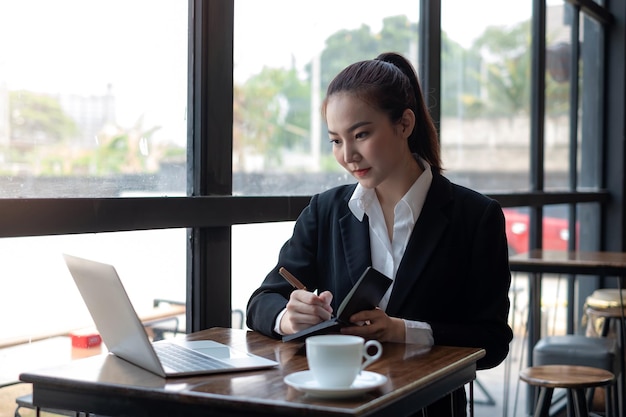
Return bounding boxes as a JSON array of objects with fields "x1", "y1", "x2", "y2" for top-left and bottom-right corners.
[
  {"x1": 348, "y1": 158, "x2": 434, "y2": 345},
  {"x1": 274, "y1": 159, "x2": 435, "y2": 345}
]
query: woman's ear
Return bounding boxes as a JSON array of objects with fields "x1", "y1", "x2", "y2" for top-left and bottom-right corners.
[{"x1": 400, "y1": 109, "x2": 416, "y2": 138}]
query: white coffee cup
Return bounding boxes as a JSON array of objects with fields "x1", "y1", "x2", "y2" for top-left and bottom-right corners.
[{"x1": 306, "y1": 335, "x2": 383, "y2": 388}]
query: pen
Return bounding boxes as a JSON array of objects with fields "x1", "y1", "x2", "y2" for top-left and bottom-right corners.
[{"x1": 279, "y1": 267, "x2": 307, "y2": 291}]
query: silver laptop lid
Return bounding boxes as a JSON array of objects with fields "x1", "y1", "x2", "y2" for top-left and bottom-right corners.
[{"x1": 64, "y1": 254, "x2": 167, "y2": 377}]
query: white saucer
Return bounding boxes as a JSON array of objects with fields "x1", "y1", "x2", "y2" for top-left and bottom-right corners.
[{"x1": 284, "y1": 370, "x2": 387, "y2": 399}]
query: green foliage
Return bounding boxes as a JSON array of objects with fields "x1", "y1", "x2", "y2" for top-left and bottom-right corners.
[
  {"x1": 236, "y1": 66, "x2": 310, "y2": 168},
  {"x1": 6, "y1": 13, "x2": 573, "y2": 177},
  {"x1": 460, "y1": 20, "x2": 572, "y2": 119},
  {"x1": 316, "y1": 15, "x2": 417, "y2": 93},
  {"x1": 441, "y1": 32, "x2": 483, "y2": 117},
  {"x1": 469, "y1": 22, "x2": 532, "y2": 117},
  {"x1": 9, "y1": 90, "x2": 77, "y2": 142},
  {"x1": 35, "y1": 118, "x2": 163, "y2": 176},
  {"x1": 320, "y1": 153, "x2": 344, "y2": 173}
]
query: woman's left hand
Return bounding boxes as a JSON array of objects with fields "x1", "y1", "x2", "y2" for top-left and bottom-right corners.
[{"x1": 340, "y1": 308, "x2": 405, "y2": 343}]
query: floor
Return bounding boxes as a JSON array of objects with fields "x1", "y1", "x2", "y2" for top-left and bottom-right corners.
[
  {"x1": 1, "y1": 383, "x2": 35, "y2": 417},
  {"x1": 474, "y1": 330, "x2": 532, "y2": 417}
]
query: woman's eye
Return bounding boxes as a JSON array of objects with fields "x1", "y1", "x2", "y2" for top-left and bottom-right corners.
[
  {"x1": 355, "y1": 131, "x2": 368, "y2": 139},
  {"x1": 329, "y1": 138, "x2": 341, "y2": 145}
]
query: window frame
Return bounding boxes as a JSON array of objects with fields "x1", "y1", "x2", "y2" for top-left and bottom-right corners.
[{"x1": 0, "y1": 0, "x2": 620, "y2": 333}]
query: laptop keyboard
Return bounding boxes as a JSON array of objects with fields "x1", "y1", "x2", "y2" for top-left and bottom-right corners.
[{"x1": 153, "y1": 343, "x2": 232, "y2": 372}]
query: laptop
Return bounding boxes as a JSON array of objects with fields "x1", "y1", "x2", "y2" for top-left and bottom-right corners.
[{"x1": 63, "y1": 254, "x2": 278, "y2": 378}]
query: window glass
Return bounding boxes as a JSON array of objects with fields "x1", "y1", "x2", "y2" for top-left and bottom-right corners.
[
  {"x1": 503, "y1": 205, "x2": 572, "y2": 255},
  {"x1": 233, "y1": 0, "x2": 419, "y2": 196},
  {"x1": 578, "y1": 13, "x2": 603, "y2": 192},
  {"x1": 0, "y1": 230, "x2": 186, "y2": 356},
  {"x1": 441, "y1": 1, "x2": 533, "y2": 193},
  {"x1": 0, "y1": 1, "x2": 188, "y2": 198},
  {"x1": 578, "y1": 14, "x2": 604, "y2": 253},
  {"x1": 545, "y1": 1, "x2": 573, "y2": 189},
  {"x1": 232, "y1": 221, "x2": 295, "y2": 327}
]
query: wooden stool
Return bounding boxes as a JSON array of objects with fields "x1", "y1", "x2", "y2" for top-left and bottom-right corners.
[
  {"x1": 585, "y1": 288, "x2": 626, "y2": 415},
  {"x1": 520, "y1": 365, "x2": 616, "y2": 417},
  {"x1": 584, "y1": 289, "x2": 626, "y2": 338}
]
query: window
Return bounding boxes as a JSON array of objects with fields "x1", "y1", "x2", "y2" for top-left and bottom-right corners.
[
  {"x1": 231, "y1": 0, "x2": 420, "y2": 311},
  {"x1": 0, "y1": 5, "x2": 621, "y2": 411},
  {"x1": 232, "y1": 0, "x2": 419, "y2": 196},
  {"x1": 0, "y1": 1, "x2": 188, "y2": 348},
  {"x1": 441, "y1": 1, "x2": 533, "y2": 192},
  {"x1": 1, "y1": 230, "x2": 186, "y2": 346},
  {"x1": 0, "y1": 0, "x2": 188, "y2": 198}
]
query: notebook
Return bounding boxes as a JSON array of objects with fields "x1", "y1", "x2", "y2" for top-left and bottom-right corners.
[
  {"x1": 63, "y1": 254, "x2": 278, "y2": 378},
  {"x1": 282, "y1": 266, "x2": 393, "y2": 342}
]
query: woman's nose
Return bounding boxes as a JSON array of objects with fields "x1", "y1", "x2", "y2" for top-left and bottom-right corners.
[{"x1": 344, "y1": 145, "x2": 361, "y2": 163}]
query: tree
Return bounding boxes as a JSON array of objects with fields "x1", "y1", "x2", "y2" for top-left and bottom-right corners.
[
  {"x1": 9, "y1": 90, "x2": 76, "y2": 144},
  {"x1": 315, "y1": 15, "x2": 418, "y2": 94},
  {"x1": 37, "y1": 116, "x2": 162, "y2": 176},
  {"x1": 470, "y1": 22, "x2": 532, "y2": 118},
  {"x1": 465, "y1": 20, "x2": 570, "y2": 119},
  {"x1": 235, "y1": 66, "x2": 310, "y2": 169},
  {"x1": 234, "y1": 14, "x2": 571, "y2": 171},
  {"x1": 441, "y1": 31, "x2": 483, "y2": 117}
]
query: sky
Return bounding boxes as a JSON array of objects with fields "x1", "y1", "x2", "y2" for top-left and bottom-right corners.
[
  {"x1": 0, "y1": 0, "x2": 562, "y2": 144},
  {"x1": 234, "y1": 0, "x2": 541, "y2": 82},
  {"x1": 0, "y1": 0, "x2": 546, "y2": 90}
]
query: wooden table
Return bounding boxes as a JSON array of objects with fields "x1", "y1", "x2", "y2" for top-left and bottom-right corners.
[
  {"x1": 509, "y1": 250, "x2": 626, "y2": 276},
  {"x1": 19, "y1": 327, "x2": 485, "y2": 417}
]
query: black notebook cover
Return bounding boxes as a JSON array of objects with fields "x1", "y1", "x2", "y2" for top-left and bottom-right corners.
[{"x1": 282, "y1": 267, "x2": 392, "y2": 342}]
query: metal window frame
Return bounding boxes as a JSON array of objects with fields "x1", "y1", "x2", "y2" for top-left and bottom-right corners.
[{"x1": 0, "y1": 0, "x2": 619, "y2": 331}]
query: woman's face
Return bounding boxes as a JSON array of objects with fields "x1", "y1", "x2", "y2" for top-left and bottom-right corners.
[{"x1": 326, "y1": 93, "x2": 414, "y2": 190}]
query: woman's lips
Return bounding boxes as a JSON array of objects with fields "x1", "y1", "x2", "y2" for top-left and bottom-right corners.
[{"x1": 353, "y1": 168, "x2": 370, "y2": 178}]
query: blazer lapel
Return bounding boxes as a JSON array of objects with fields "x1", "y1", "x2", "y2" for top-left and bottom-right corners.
[
  {"x1": 386, "y1": 173, "x2": 453, "y2": 316},
  {"x1": 339, "y1": 210, "x2": 371, "y2": 285}
]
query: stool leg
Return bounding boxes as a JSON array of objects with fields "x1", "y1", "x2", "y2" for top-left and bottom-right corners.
[
  {"x1": 605, "y1": 383, "x2": 613, "y2": 417},
  {"x1": 571, "y1": 388, "x2": 589, "y2": 417},
  {"x1": 534, "y1": 387, "x2": 554, "y2": 417},
  {"x1": 584, "y1": 387, "x2": 595, "y2": 415},
  {"x1": 468, "y1": 380, "x2": 474, "y2": 417}
]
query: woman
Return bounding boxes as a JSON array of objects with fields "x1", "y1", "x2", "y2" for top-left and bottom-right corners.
[{"x1": 246, "y1": 52, "x2": 513, "y2": 416}]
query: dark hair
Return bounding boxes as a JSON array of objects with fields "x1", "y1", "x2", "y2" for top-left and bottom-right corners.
[{"x1": 321, "y1": 52, "x2": 441, "y2": 173}]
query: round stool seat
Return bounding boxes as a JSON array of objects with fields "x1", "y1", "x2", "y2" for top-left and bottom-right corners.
[
  {"x1": 586, "y1": 289, "x2": 626, "y2": 318},
  {"x1": 533, "y1": 335, "x2": 619, "y2": 371},
  {"x1": 584, "y1": 289, "x2": 626, "y2": 338},
  {"x1": 520, "y1": 365, "x2": 616, "y2": 417},
  {"x1": 520, "y1": 365, "x2": 615, "y2": 389},
  {"x1": 587, "y1": 289, "x2": 626, "y2": 309}
]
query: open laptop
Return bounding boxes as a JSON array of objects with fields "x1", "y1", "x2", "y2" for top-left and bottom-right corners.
[{"x1": 63, "y1": 254, "x2": 278, "y2": 378}]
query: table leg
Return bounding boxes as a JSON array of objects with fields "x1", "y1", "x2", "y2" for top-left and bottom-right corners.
[
  {"x1": 469, "y1": 380, "x2": 474, "y2": 417},
  {"x1": 527, "y1": 272, "x2": 543, "y2": 414},
  {"x1": 616, "y1": 277, "x2": 625, "y2": 417}
]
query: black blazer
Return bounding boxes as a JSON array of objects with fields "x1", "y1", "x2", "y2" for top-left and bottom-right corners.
[{"x1": 247, "y1": 171, "x2": 513, "y2": 370}]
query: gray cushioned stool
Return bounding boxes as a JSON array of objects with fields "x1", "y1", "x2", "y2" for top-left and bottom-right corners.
[{"x1": 533, "y1": 335, "x2": 622, "y2": 415}]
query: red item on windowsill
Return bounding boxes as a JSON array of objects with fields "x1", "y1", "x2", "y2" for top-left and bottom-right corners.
[{"x1": 70, "y1": 331, "x2": 102, "y2": 349}]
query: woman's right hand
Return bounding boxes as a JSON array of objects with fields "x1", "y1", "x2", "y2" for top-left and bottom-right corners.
[{"x1": 280, "y1": 290, "x2": 333, "y2": 334}]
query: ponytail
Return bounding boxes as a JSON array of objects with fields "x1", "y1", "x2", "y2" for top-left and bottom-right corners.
[{"x1": 375, "y1": 52, "x2": 441, "y2": 172}]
